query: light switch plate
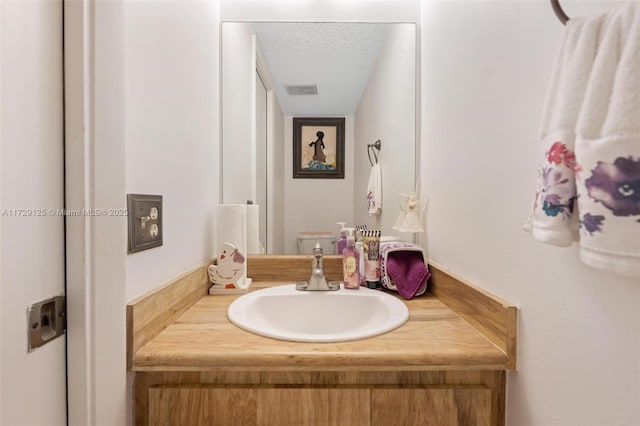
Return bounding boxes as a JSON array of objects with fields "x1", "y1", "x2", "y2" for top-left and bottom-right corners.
[{"x1": 127, "y1": 194, "x2": 163, "y2": 254}]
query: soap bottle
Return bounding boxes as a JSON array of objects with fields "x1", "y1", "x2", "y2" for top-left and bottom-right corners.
[
  {"x1": 336, "y1": 222, "x2": 347, "y2": 254},
  {"x1": 342, "y1": 234, "x2": 360, "y2": 289},
  {"x1": 354, "y1": 230, "x2": 366, "y2": 286}
]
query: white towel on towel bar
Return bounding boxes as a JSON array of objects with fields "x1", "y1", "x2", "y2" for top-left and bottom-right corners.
[
  {"x1": 367, "y1": 163, "x2": 382, "y2": 216},
  {"x1": 527, "y1": 2, "x2": 640, "y2": 277}
]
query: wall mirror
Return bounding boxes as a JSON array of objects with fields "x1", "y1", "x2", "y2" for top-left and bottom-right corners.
[{"x1": 221, "y1": 21, "x2": 417, "y2": 255}]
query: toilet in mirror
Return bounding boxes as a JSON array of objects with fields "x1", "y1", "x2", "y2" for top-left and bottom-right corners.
[{"x1": 221, "y1": 22, "x2": 418, "y2": 254}]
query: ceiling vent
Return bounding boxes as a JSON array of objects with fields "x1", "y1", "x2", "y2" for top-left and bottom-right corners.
[{"x1": 285, "y1": 85, "x2": 318, "y2": 95}]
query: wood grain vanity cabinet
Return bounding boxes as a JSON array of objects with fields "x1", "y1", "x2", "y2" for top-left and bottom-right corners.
[
  {"x1": 141, "y1": 372, "x2": 502, "y2": 426},
  {"x1": 149, "y1": 387, "x2": 257, "y2": 426},
  {"x1": 371, "y1": 387, "x2": 492, "y2": 426},
  {"x1": 128, "y1": 257, "x2": 517, "y2": 426},
  {"x1": 145, "y1": 384, "x2": 495, "y2": 426},
  {"x1": 148, "y1": 387, "x2": 369, "y2": 426}
]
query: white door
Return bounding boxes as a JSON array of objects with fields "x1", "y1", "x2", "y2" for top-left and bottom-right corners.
[
  {"x1": 1, "y1": 1, "x2": 67, "y2": 425},
  {"x1": 255, "y1": 71, "x2": 268, "y2": 253}
]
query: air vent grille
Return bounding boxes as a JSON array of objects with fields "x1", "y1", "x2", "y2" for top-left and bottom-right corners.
[{"x1": 285, "y1": 85, "x2": 318, "y2": 95}]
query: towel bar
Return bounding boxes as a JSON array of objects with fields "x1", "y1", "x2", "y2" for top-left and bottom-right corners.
[
  {"x1": 367, "y1": 139, "x2": 381, "y2": 167},
  {"x1": 551, "y1": 0, "x2": 570, "y2": 25}
]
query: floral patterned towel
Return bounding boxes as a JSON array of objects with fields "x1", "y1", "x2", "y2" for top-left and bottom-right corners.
[{"x1": 528, "y1": 3, "x2": 640, "y2": 277}]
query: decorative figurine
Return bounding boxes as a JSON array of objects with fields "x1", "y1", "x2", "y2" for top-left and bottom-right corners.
[
  {"x1": 208, "y1": 242, "x2": 250, "y2": 294},
  {"x1": 393, "y1": 191, "x2": 428, "y2": 233}
]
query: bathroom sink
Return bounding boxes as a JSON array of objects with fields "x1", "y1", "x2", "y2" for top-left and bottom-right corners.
[{"x1": 227, "y1": 284, "x2": 409, "y2": 342}]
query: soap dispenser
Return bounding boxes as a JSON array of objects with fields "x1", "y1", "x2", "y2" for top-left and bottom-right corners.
[
  {"x1": 342, "y1": 231, "x2": 360, "y2": 290},
  {"x1": 336, "y1": 222, "x2": 348, "y2": 254}
]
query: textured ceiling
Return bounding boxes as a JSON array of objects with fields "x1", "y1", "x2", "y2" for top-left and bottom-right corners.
[{"x1": 250, "y1": 23, "x2": 388, "y2": 116}]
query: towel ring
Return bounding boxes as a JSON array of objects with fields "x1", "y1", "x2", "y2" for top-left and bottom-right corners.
[
  {"x1": 367, "y1": 140, "x2": 381, "y2": 167},
  {"x1": 551, "y1": 0, "x2": 570, "y2": 25}
]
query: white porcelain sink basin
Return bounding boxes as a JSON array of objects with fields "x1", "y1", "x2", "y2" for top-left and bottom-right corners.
[{"x1": 227, "y1": 284, "x2": 409, "y2": 342}]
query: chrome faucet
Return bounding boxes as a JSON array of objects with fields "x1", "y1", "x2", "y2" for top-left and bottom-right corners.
[{"x1": 296, "y1": 241, "x2": 340, "y2": 291}]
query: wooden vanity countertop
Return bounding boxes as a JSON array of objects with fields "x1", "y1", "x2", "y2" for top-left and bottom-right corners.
[{"x1": 132, "y1": 282, "x2": 509, "y2": 372}]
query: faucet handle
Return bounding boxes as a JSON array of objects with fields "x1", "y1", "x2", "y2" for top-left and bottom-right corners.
[{"x1": 327, "y1": 281, "x2": 341, "y2": 290}]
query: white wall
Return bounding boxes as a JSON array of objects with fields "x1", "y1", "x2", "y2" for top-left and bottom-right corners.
[
  {"x1": 354, "y1": 23, "x2": 416, "y2": 238},
  {"x1": 283, "y1": 116, "x2": 355, "y2": 254},
  {"x1": 220, "y1": 0, "x2": 420, "y2": 23},
  {"x1": 421, "y1": 2, "x2": 639, "y2": 425},
  {"x1": 221, "y1": 22, "x2": 256, "y2": 205},
  {"x1": 124, "y1": 0, "x2": 220, "y2": 301}
]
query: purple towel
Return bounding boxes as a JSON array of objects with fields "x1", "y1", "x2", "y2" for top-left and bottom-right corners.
[{"x1": 386, "y1": 251, "x2": 430, "y2": 300}]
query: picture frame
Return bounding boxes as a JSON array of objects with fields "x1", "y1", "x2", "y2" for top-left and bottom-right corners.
[{"x1": 293, "y1": 117, "x2": 345, "y2": 179}]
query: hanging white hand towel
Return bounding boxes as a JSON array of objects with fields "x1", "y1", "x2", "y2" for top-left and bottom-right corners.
[
  {"x1": 528, "y1": 3, "x2": 640, "y2": 277},
  {"x1": 367, "y1": 163, "x2": 382, "y2": 216}
]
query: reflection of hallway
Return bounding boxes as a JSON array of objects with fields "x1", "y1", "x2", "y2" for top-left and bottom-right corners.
[{"x1": 221, "y1": 22, "x2": 416, "y2": 254}]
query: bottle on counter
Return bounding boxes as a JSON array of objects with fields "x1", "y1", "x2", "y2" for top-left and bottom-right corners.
[
  {"x1": 363, "y1": 230, "x2": 382, "y2": 289},
  {"x1": 354, "y1": 229, "x2": 366, "y2": 286},
  {"x1": 342, "y1": 234, "x2": 360, "y2": 289},
  {"x1": 336, "y1": 222, "x2": 347, "y2": 254}
]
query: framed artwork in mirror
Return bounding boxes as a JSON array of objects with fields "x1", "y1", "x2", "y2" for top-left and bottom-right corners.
[{"x1": 293, "y1": 117, "x2": 345, "y2": 179}]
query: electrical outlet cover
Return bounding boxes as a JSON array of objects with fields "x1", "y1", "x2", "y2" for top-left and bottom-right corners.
[{"x1": 127, "y1": 194, "x2": 163, "y2": 253}]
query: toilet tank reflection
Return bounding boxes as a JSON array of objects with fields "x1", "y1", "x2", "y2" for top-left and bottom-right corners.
[{"x1": 297, "y1": 232, "x2": 336, "y2": 254}]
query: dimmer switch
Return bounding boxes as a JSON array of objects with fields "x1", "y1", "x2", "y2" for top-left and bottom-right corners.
[{"x1": 127, "y1": 194, "x2": 163, "y2": 254}]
